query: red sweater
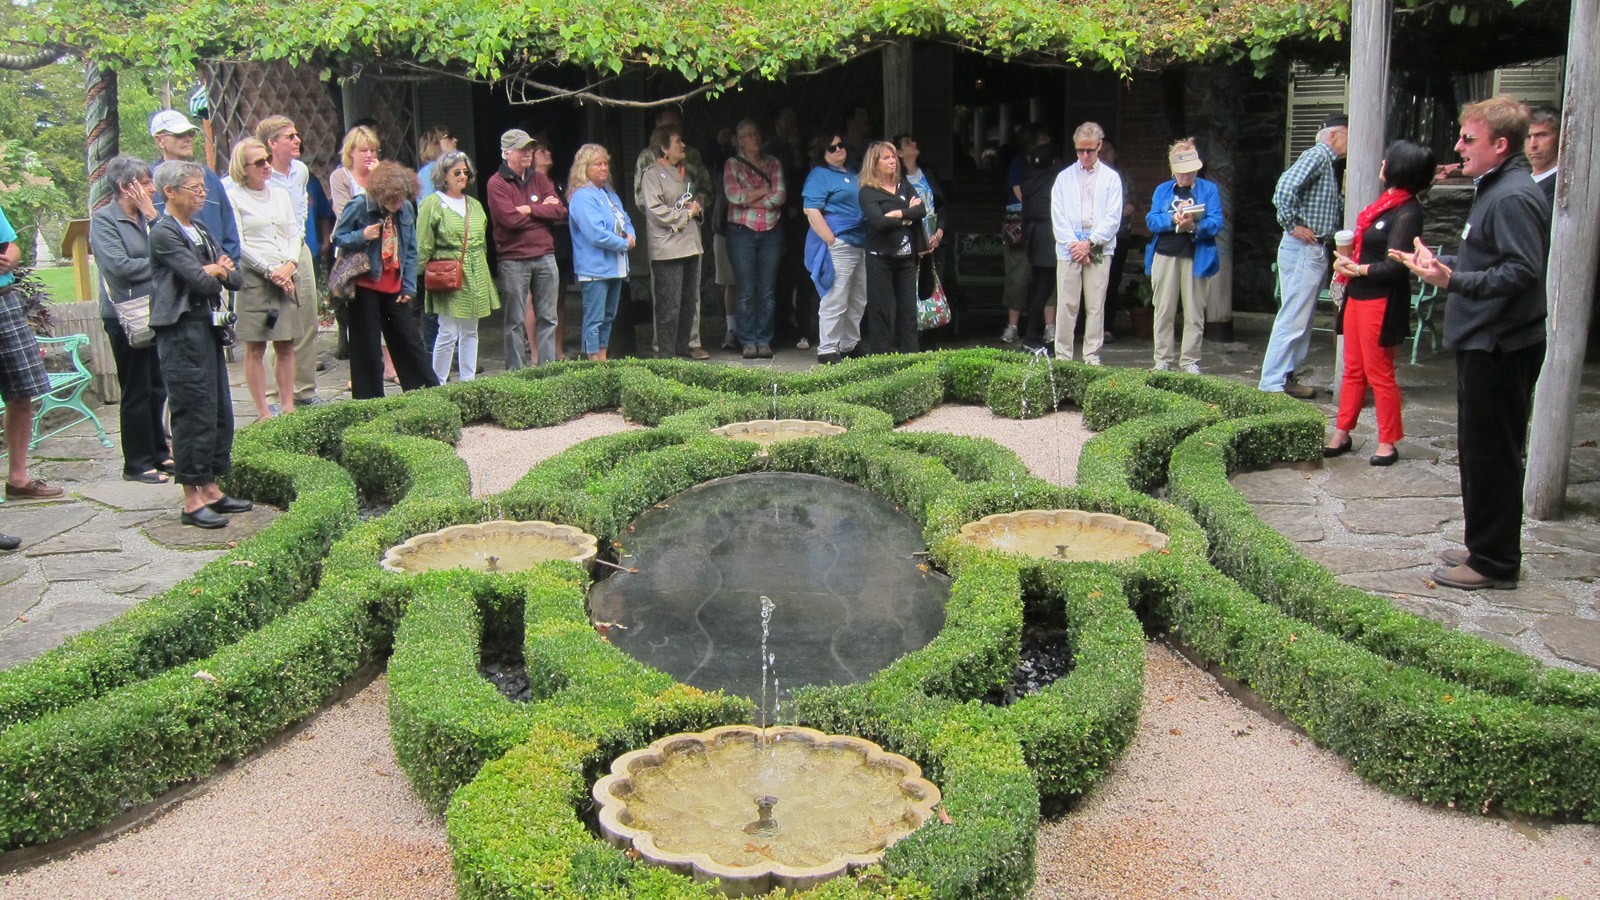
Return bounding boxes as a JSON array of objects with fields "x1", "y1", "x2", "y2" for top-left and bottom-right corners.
[{"x1": 486, "y1": 164, "x2": 567, "y2": 260}]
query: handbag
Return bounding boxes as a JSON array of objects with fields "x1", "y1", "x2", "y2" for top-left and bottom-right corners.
[
  {"x1": 329, "y1": 249, "x2": 371, "y2": 299},
  {"x1": 104, "y1": 276, "x2": 154, "y2": 349},
  {"x1": 423, "y1": 200, "x2": 468, "y2": 293},
  {"x1": 1002, "y1": 208, "x2": 1024, "y2": 247},
  {"x1": 917, "y1": 268, "x2": 952, "y2": 331}
]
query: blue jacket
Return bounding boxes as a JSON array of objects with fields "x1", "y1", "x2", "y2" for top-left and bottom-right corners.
[
  {"x1": 568, "y1": 184, "x2": 634, "y2": 280},
  {"x1": 332, "y1": 194, "x2": 418, "y2": 297},
  {"x1": 1143, "y1": 177, "x2": 1223, "y2": 279}
]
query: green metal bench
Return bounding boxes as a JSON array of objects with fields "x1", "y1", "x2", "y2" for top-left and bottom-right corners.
[{"x1": 0, "y1": 333, "x2": 113, "y2": 452}]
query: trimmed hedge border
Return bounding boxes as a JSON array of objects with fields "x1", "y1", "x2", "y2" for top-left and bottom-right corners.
[{"x1": 4, "y1": 348, "x2": 1600, "y2": 891}]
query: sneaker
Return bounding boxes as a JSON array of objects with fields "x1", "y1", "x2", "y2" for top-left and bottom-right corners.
[
  {"x1": 817, "y1": 352, "x2": 842, "y2": 366},
  {"x1": 1084, "y1": 355, "x2": 1102, "y2": 366},
  {"x1": 1042, "y1": 324, "x2": 1056, "y2": 344},
  {"x1": 742, "y1": 345, "x2": 757, "y2": 359},
  {"x1": 796, "y1": 337, "x2": 810, "y2": 350},
  {"x1": 1000, "y1": 324, "x2": 1019, "y2": 343},
  {"x1": 1152, "y1": 362, "x2": 1174, "y2": 372},
  {"x1": 757, "y1": 343, "x2": 774, "y2": 359},
  {"x1": 722, "y1": 334, "x2": 740, "y2": 351},
  {"x1": 1181, "y1": 364, "x2": 1202, "y2": 375}
]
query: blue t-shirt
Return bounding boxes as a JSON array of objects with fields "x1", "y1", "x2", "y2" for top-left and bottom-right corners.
[
  {"x1": 800, "y1": 166, "x2": 866, "y2": 247},
  {"x1": 0, "y1": 205, "x2": 17, "y2": 288}
]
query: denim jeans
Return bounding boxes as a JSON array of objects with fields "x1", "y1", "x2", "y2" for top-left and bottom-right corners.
[
  {"x1": 1259, "y1": 234, "x2": 1329, "y2": 390},
  {"x1": 497, "y1": 255, "x2": 559, "y2": 368},
  {"x1": 726, "y1": 224, "x2": 782, "y2": 347},
  {"x1": 580, "y1": 278, "x2": 624, "y2": 355}
]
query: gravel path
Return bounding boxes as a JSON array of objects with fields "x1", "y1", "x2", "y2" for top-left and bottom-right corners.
[{"x1": 7, "y1": 405, "x2": 1597, "y2": 898}]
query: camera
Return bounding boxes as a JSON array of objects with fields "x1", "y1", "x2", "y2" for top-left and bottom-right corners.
[
  {"x1": 264, "y1": 307, "x2": 279, "y2": 330},
  {"x1": 212, "y1": 309, "x2": 237, "y2": 328}
]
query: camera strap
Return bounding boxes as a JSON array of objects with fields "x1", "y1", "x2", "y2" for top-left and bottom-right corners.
[{"x1": 194, "y1": 226, "x2": 235, "y2": 315}]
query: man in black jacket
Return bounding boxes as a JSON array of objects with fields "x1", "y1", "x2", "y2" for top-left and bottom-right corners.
[{"x1": 1393, "y1": 96, "x2": 1550, "y2": 591}]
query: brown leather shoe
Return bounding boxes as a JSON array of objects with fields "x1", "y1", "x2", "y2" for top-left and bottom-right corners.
[
  {"x1": 1439, "y1": 547, "x2": 1469, "y2": 567},
  {"x1": 1431, "y1": 563, "x2": 1517, "y2": 591},
  {"x1": 689, "y1": 347, "x2": 711, "y2": 360},
  {"x1": 1282, "y1": 382, "x2": 1317, "y2": 400},
  {"x1": 5, "y1": 479, "x2": 65, "y2": 500}
]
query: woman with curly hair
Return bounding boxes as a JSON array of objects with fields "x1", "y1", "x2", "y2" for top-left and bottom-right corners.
[{"x1": 332, "y1": 160, "x2": 439, "y2": 399}]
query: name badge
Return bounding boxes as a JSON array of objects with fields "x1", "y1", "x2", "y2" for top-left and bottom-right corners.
[
  {"x1": 1375, "y1": 221, "x2": 1386, "y2": 230},
  {"x1": 1461, "y1": 223, "x2": 1472, "y2": 241}
]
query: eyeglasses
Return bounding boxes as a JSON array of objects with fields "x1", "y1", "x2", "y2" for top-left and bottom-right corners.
[
  {"x1": 179, "y1": 184, "x2": 208, "y2": 196},
  {"x1": 248, "y1": 158, "x2": 270, "y2": 168},
  {"x1": 279, "y1": 132, "x2": 300, "y2": 142},
  {"x1": 827, "y1": 143, "x2": 845, "y2": 153},
  {"x1": 1074, "y1": 147, "x2": 1099, "y2": 155},
  {"x1": 673, "y1": 192, "x2": 695, "y2": 210}
]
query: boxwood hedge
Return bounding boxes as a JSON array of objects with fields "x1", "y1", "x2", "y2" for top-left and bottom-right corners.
[{"x1": 3, "y1": 348, "x2": 1598, "y2": 899}]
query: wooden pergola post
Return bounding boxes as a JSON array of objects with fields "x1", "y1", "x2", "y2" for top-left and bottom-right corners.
[{"x1": 1525, "y1": 0, "x2": 1600, "y2": 520}]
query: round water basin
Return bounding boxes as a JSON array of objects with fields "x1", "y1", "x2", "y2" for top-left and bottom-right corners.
[
  {"x1": 593, "y1": 724, "x2": 941, "y2": 896},
  {"x1": 588, "y1": 473, "x2": 949, "y2": 718},
  {"x1": 958, "y1": 509, "x2": 1167, "y2": 562},
  {"x1": 708, "y1": 419, "x2": 847, "y2": 445},
  {"x1": 381, "y1": 520, "x2": 598, "y2": 574}
]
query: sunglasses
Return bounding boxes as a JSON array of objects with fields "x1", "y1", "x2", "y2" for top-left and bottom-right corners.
[
  {"x1": 827, "y1": 143, "x2": 845, "y2": 153},
  {"x1": 248, "y1": 158, "x2": 270, "y2": 168},
  {"x1": 673, "y1": 192, "x2": 695, "y2": 210}
]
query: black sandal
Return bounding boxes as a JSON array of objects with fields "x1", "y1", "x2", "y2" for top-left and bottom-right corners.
[
  {"x1": 156, "y1": 459, "x2": 177, "y2": 475},
  {"x1": 123, "y1": 470, "x2": 170, "y2": 485}
]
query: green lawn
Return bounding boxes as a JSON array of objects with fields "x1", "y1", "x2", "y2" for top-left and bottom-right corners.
[{"x1": 34, "y1": 264, "x2": 92, "y2": 304}]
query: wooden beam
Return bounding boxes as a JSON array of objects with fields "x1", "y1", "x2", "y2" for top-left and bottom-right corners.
[
  {"x1": 1525, "y1": 0, "x2": 1600, "y2": 520},
  {"x1": 1345, "y1": 0, "x2": 1391, "y2": 219}
]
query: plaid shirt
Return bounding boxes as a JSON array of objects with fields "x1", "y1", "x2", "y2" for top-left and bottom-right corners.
[
  {"x1": 722, "y1": 154, "x2": 786, "y2": 232},
  {"x1": 1273, "y1": 141, "x2": 1342, "y2": 238}
]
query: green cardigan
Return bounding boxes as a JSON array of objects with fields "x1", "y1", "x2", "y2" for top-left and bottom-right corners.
[{"x1": 417, "y1": 193, "x2": 499, "y2": 319}]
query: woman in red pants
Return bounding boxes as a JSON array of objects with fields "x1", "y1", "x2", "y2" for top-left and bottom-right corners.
[{"x1": 1323, "y1": 139, "x2": 1435, "y2": 466}]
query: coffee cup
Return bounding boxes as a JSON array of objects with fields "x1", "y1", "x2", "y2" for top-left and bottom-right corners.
[{"x1": 1334, "y1": 229, "x2": 1356, "y2": 256}]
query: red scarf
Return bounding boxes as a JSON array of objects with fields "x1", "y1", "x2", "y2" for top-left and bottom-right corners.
[{"x1": 1336, "y1": 187, "x2": 1413, "y2": 285}]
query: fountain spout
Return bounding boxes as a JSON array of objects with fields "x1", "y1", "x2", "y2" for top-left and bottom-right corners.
[
  {"x1": 485, "y1": 555, "x2": 501, "y2": 572},
  {"x1": 743, "y1": 794, "x2": 780, "y2": 837}
]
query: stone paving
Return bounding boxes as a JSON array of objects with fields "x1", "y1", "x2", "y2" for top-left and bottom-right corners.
[{"x1": 1, "y1": 309, "x2": 1597, "y2": 676}]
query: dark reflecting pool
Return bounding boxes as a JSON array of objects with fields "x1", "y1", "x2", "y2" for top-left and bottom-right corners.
[{"x1": 589, "y1": 473, "x2": 950, "y2": 715}]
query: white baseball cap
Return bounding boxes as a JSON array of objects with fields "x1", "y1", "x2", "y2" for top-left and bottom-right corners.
[{"x1": 149, "y1": 109, "x2": 200, "y2": 137}]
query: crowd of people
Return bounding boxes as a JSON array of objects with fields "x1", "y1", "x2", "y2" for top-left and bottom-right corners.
[{"x1": 0, "y1": 95, "x2": 1564, "y2": 578}]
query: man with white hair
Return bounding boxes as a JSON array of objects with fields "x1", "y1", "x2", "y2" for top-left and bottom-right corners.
[
  {"x1": 149, "y1": 109, "x2": 240, "y2": 263},
  {"x1": 1049, "y1": 121, "x2": 1122, "y2": 363},
  {"x1": 1259, "y1": 114, "x2": 1347, "y2": 399}
]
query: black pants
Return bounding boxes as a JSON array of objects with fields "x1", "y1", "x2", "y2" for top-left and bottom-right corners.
[
  {"x1": 349, "y1": 287, "x2": 440, "y2": 400},
  {"x1": 1024, "y1": 265, "x2": 1056, "y2": 343},
  {"x1": 102, "y1": 316, "x2": 170, "y2": 475},
  {"x1": 155, "y1": 317, "x2": 232, "y2": 487},
  {"x1": 1104, "y1": 237, "x2": 1131, "y2": 333},
  {"x1": 651, "y1": 256, "x2": 701, "y2": 358},
  {"x1": 865, "y1": 253, "x2": 919, "y2": 354},
  {"x1": 1457, "y1": 343, "x2": 1544, "y2": 580}
]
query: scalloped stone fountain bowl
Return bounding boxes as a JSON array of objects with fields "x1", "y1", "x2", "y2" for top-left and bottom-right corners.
[
  {"x1": 958, "y1": 509, "x2": 1168, "y2": 562},
  {"x1": 593, "y1": 724, "x2": 941, "y2": 897},
  {"x1": 708, "y1": 419, "x2": 847, "y2": 445},
  {"x1": 380, "y1": 520, "x2": 598, "y2": 574}
]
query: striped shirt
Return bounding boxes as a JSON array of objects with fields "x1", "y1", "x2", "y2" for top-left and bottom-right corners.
[
  {"x1": 722, "y1": 154, "x2": 786, "y2": 232},
  {"x1": 1273, "y1": 141, "x2": 1342, "y2": 238}
]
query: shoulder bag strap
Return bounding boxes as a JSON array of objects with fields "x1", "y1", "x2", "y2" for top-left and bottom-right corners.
[{"x1": 460, "y1": 200, "x2": 469, "y2": 264}]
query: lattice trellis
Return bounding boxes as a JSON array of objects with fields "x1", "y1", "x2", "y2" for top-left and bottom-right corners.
[
  {"x1": 368, "y1": 79, "x2": 419, "y2": 169},
  {"x1": 201, "y1": 60, "x2": 343, "y2": 178}
]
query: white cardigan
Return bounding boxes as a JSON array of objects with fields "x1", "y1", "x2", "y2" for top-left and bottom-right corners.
[
  {"x1": 1050, "y1": 162, "x2": 1124, "y2": 261},
  {"x1": 225, "y1": 181, "x2": 301, "y2": 277}
]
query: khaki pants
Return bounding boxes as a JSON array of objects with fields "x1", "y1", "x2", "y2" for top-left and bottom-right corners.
[
  {"x1": 1150, "y1": 253, "x2": 1205, "y2": 368},
  {"x1": 266, "y1": 243, "x2": 319, "y2": 402},
  {"x1": 1053, "y1": 255, "x2": 1110, "y2": 361}
]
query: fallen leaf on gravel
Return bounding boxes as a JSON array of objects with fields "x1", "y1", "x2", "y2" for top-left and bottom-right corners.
[
  {"x1": 652, "y1": 502, "x2": 669, "y2": 509},
  {"x1": 1162, "y1": 695, "x2": 1176, "y2": 702},
  {"x1": 917, "y1": 563, "x2": 931, "y2": 572},
  {"x1": 627, "y1": 525, "x2": 636, "y2": 533},
  {"x1": 372, "y1": 767, "x2": 391, "y2": 777},
  {"x1": 1169, "y1": 728, "x2": 1182, "y2": 736},
  {"x1": 226, "y1": 540, "x2": 239, "y2": 548},
  {"x1": 298, "y1": 732, "x2": 314, "y2": 741},
  {"x1": 1290, "y1": 738, "x2": 1300, "y2": 747},
  {"x1": 1424, "y1": 578, "x2": 1438, "y2": 589}
]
